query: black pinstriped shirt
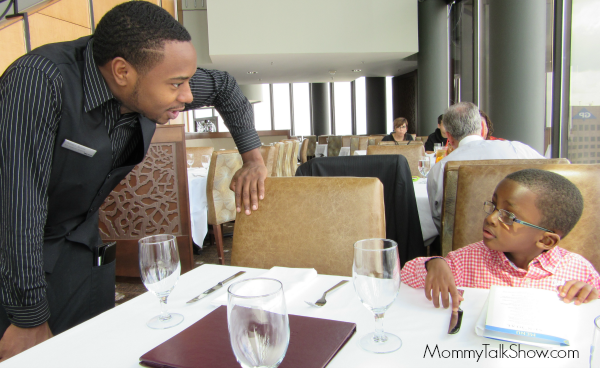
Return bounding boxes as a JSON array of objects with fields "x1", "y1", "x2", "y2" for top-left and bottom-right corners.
[{"x1": 0, "y1": 39, "x2": 260, "y2": 328}]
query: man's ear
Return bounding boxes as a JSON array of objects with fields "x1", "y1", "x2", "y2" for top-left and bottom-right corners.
[
  {"x1": 536, "y1": 232, "x2": 561, "y2": 251},
  {"x1": 480, "y1": 118, "x2": 488, "y2": 139},
  {"x1": 110, "y1": 57, "x2": 137, "y2": 87},
  {"x1": 446, "y1": 132, "x2": 457, "y2": 149}
]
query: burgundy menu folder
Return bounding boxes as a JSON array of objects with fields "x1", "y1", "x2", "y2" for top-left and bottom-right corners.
[{"x1": 139, "y1": 306, "x2": 356, "y2": 368}]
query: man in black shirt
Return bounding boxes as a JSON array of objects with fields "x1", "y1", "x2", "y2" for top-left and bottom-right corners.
[
  {"x1": 0, "y1": 2, "x2": 266, "y2": 360},
  {"x1": 424, "y1": 114, "x2": 448, "y2": 152}
]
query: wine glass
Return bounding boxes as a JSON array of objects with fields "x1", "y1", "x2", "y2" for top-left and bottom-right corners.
[
  {"x1": 418, "y1": 156, "x2": 431, "y2": 182},
  {"x1": 353, "y1": 239, "x2": 401, "y2": 353},
  {"x1": 139, "y1": 234, "x2": 184, "y2": 329},
  {"x1": 187, "y1": 154, "x2": 194, "y2": 169},
  {"x1": 201, "y1": 155, "x2": 211, "y2": 170},
  {"x1": 227, "y1": 278, "x2": 290, "y2": 368}
]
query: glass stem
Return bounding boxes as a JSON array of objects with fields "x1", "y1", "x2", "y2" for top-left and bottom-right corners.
[
  {"x1": 158, "y1": 296, "x2": 171, "y2": 321},
  {"x1": 373, "y1": 312, "x2": 388, "y2": 343}
]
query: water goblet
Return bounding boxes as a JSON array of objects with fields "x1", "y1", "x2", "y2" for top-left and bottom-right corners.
[
  {"x1": 353, "y1": 239, "x2": 402, "y2": 353},
  {"x1": 227, "y1": 278, "x2": 290, "y2": 368},
  {"x1": 187, "y1": 154, "x2": 194, "y2": 169},
  {"x1": 139, "y1": 234, "x2": 184, "y2": 329},
  {"x1": 418, "y1": 156, "x2": 431, "y2": 182},
  {"x1": 591, "y1": 316, "x2": 600, "y2": 367},
  {"x1": 201, "y1": 155, "x2": 211, "y2": 170}
]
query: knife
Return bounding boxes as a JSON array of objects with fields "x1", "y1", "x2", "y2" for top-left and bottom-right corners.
[
  {"x1": 186, "y1": 271, "x2": 246, "y2": 304},
  {"x1": 447, "y1": 289, "x2": 465, "y2": 334}
]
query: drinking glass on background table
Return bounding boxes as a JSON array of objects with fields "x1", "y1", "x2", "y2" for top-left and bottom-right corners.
[
  {"x1": 201, "y1": 155, "x2": 211, "y2": 170},
  {"x1": 227, "y1": 278, "x2": 290, "y2": 368},
  {"x1": 353, "y1": 239, "x2": 402, "y2": 353},
  {"x1": 187, "y1": 154, "x2": 194, "y2": 169},
  {"x1": 418, "y1": 156, "x2": 431, "y2": 182},
  {"x1": 433, "y1": 143, "x2": 442, "y2": 153},
  {"x1": 139, "y1": 234, "x2": 184, "y2": 329},
  {"x1": 591, "y1": 316, "x2": 600, "y2": 367}
]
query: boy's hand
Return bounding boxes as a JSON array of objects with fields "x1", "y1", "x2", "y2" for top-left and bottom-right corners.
[
  {"x1": 558, "y1": 280, "x2": 598, "y2": 305},
  {"x1": 424, "y1": 258, "x2": 464, "y2": 312}
]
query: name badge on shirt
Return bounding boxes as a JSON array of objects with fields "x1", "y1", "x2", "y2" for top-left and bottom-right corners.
[{"x1": 61, "y1": 139, "x2": 97, "y2": 157}]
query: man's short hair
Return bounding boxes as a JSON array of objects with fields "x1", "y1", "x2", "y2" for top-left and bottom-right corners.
[
  {"x1": 505, "y1": 169, "x2": 583, "y2": 238},
  {"x1": 93, "y1": 1, "x2": 192, "y2": 74},
  {"x1": 437, "y1": 114, "x2": 443, "y2": 125},
  {"x1": 442, "y1": 102, "x2": 481, "y2": 142}
]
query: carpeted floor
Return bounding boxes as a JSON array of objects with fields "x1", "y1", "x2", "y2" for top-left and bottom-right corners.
[{"x1": 114, "y1": 223, "x2": 234, "y2": 306}]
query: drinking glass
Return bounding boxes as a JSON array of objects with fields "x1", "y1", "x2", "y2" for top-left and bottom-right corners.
[
  {"x1": 227, "y1": 278, "x2": 290, "y2": 368},
  {"x1": 201, "y1": 155, "x2": 211, "y2": 170},
  {"x1": 187, "y1": 154, "x2": 194, "y2": 169},
  {"x1": 418, "y1": 156, "x2": 431, "y2": 181},
  {"x1": 353, "y1": 239, "x2": 401, "y2": 353},
  {"x1": 433, "y1": 143, "x2": 442, "y2": 152},
  {"x1": 139, "y1": 234, "x2": 184, "y2": 329},
  {"x1": 591, "y1": 316, "x2": 600, "y2": 367}
]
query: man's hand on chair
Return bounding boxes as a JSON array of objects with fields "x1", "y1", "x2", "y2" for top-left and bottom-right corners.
[{"x1": 230, "y1": 148, "x2": 268, "y2": 215}]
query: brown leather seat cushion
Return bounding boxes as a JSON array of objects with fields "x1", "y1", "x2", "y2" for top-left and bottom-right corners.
[
  {"x1": 231, "y1": 177, "x2": 386, "y2": 276},
  {"x1": 367, "y1": 142, "x2": 426, "y2": 177},
  {"x1": 453, "y1": 164, "x2": 600, "y2": 272}
]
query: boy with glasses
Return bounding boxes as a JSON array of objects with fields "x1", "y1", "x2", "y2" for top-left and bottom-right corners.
[{"x1": 402, "y1": 169, "x2": 600, "y2": 312}]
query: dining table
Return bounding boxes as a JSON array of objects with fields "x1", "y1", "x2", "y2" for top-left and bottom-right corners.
[
  {"x1": 187, "y1": 167, "x2": 209, "y2": 247},
  {"x1": 3, "y1": 264, "x2": 596, "y2": 368}
]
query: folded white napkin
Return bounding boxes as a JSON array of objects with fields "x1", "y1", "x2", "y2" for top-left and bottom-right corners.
[{"x1": 212, "y1": 266, "x2": 318, "y2": 306}]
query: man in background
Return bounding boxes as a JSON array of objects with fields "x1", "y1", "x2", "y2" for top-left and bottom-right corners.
[{"x1": 424, "y1": 114, "x2": 448, "y2": 152}]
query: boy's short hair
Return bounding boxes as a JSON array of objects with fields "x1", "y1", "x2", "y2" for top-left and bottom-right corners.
[{"x1": 505, "y1": 169, "x2": 583, "y2": 238}]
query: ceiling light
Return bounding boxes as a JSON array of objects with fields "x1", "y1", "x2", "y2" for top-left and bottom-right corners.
[
  {"x1": 352, "y1": 69, "x2": 362, "y2": 72},
  {"x1": 329, "y1": 70, "x2": 336, "y2": 75},
  {"x1": 247, "y1": 71, "x2": 258, "y2": 74}
]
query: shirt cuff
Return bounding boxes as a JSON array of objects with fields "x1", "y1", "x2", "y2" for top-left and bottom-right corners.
[
  {"x1": 4, "y1": 298, "x2": 51, "y2": 328},
  {"x1": 232, "y1": 129, "x2": 262, "y2": 154}
]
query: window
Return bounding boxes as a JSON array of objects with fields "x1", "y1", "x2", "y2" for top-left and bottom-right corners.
[
  {"x1": 334, "y1": 82, "x2": 352, "y2": 135},
  {"x1": 253, "y1": 84, "x2": 272, "y2": 131},
  {"x1": 292, "y1": 83, "x2": 311, "y2": 136},
  {"x1": 386, "y1": 76, "x2": 393, "y2": 132},
  {"x1": 272, "y1": 83, "x2": 291, "y2": 130},
  {"x1": 355, "y1": 77, "x2": 367, "y2": 135}
]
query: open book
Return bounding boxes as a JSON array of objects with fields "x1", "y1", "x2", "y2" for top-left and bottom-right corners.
[{"x1": 475, "y1": 285, "x2": 574, "y2": 348}]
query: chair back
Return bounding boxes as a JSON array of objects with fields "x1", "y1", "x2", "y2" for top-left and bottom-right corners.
[
  {"x1": 273, "y1": 142, "x2": 286, "y2": 177},
  {"x1": 270, "y1": 143, "x2": 281, "y2": 177},
  {"x1": 318, "y1": 135, "x2": 330, "y2": 144},
  {"x1": 367, "y1": 136, "x2": 385, "y2": 146},
  {"x1": 305, "y1": 135, "x2": 317, "y2": 157},
  {"x1": 231, "y1": 177, "x2": 386, "y2": 276},
  {"x1": 260, "y1": 145, "x2": 276, "y2": 177},
  {"x1": 452, "y1": 164, "x2": 600, "y2": 272},
  {"x1": 281, "y1": 141, "x2": 294, "y2": 176},
  {"x1": 440, "y1": 159, "x2": 570, "y2": 255},
  {"x1": 367, "y1": 142, "x2": 426, "y2": 177},
  {"x1": 300, "y1": 139, "x2": 310, "y2": 163},
  {"x1": 185, "y1": 146, "x2": 214, "y2": 168},
  {"x1": 416, "y1": 136, "x2": 429, "y2": 142},
  {"x1": 350, "y1": 137, "x2": 369, "y2": 155},
  {"x1": 342, "y1": 135, "x2": 356, "y2": 147},
  {"x1": 291, "y1": 140, "x2": 300, "y2": 172},
  {"x1": 327, "y1": 136, "x2": 342, "y2": 157},
  {"x1": 206, "y1": 150, "x2": 242, "y2": 226}
]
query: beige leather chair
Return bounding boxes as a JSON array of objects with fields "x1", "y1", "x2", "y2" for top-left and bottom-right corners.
[
  {"x1": 291, "y1": 140, "x2": 300, "y2": 171},
  {"x1": 206, "y1": 150, "x2": 243, "y2": 265},
  {"x1": 327, "y1": 136, "x2": 342, "y2": 157},
  {"x1": 300, "y1": 139, "x2": 309, "y2": 164},
  {"x1": 367, "y1": 135, "x2": 385, "y2": 146},
  {"x1": 342, "y1": 135, "x2": 357, "y2": 147},
  {"x1": 452, "y1": 164, "x2": 600, "y2": 272},
  {"x1": 270, "y1": 143, "x2": 281, "y2": 177},
  {"x1": 350, "y1": 137, "x2": 368, "y2": 155},
  {"x1": 366, "y1": 142, "x2": 426, "y2": 177},
  {"x1": 231, "y1": 177, "x2": 386, "y2": 276},
  {"x1": 273, "y1": 142, "x2": 286, "y2": 177},
  {"x1": 440, "y1": 159, "x2": 570, "y2": 256},
  {"x1": 185, "y1": 146, "x2": 214, "y2": 168},
  {"x1": 318, "y1": 135, "x2": 331, "y2": 144},
  {"x1": 305, "y1": 135, "x2": 317, "y2": 158},
  {"x1": 260, "y1": 145, "x2": 276, "y2": 177},
  {"x1": 280, "y1": 141, "x2": 294, "y2": 176}
]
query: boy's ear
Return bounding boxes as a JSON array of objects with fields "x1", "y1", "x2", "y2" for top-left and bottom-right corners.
[{"x1": 536, "y1": 232, "x2": 561, "y2": 251}]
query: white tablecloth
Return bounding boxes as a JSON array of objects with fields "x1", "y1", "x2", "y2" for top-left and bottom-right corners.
[
  {"x1": 4, "y1": 264, "x2": 597, "y2": 368},
  {"x1": 339, "y1": 147, "x2": 350, "y2": 156},
  {"x1": 315, "y1": 143, "x2": 328, "y2": 157},
  {"x1": 187, "y1": 168, "x2": 208, "y2": 247},
  {"x1": 413, "y1": 179, "x2": 438, "y2": 245},
  {"x1": 354, "y1": 149, "x2": 367, "y2": 155}
]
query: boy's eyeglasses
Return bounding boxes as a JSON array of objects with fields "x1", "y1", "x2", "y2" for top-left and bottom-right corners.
[{"x1": 483, "y1": 201, "x2": 554, "y2": 233}]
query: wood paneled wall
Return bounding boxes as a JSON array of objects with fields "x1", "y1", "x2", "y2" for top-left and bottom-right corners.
[{"x1": 0, "y1": 0, "x2": 176, "y2": 74}]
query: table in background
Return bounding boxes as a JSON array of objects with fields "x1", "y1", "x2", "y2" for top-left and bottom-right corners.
[
  {"x1": 315, "y1": 143, "x2": 328, "y2": 157},
  {"x1": 187, "y1": 168, "x2": 208, "y2": 248},
  {"x1": 4, "y1": 264, "x2": 596, "y2": 368}
]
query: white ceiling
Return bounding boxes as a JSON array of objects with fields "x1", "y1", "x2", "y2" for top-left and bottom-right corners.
[{"x1": 200, "y1": 52, "x2": 418, "y2": 85}]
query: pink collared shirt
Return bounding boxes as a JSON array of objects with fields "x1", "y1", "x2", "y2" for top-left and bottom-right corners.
[{"x1": 401, "y1": 241, "x2": 600, "y2": 291}]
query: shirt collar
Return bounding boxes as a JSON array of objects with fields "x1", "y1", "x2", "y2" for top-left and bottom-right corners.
[
  {"x1": 83, "y1": 38, "x2": 115, "y2": 113},
  {"x1": 493, "y1": 246, "x2": 562, "y2": 274},
  {"x1": 458, "y1": 135, "x2": 484, "y2": 147}
]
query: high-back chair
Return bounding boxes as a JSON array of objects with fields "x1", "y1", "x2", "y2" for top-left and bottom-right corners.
[
  {"x1": 367, "y1": 142, "x2": 426, "y2": 177},
  {"x1": 440, "y1": 158, "x2": 570, "y2": 256},
  {"x1": 185, "y1": 146, "x2": 214, "y2": 168},
  {"x1": 273, "y1": 142, "x2": 286, "y2": 177},
  {"x1": 318, "y1": 135, "x2": 331, "y2": 144},
  {"x1": 305, "y1": 135, "x2": 317, "y2": 159},
  {"x1": 342, "y1": 135, "x2": 356, "y2": 147},
  {"x1": 260, "y1": 145, "x2": 276, "y2": 177},
  {"x1": 367, "y1": 135, "x2": 385, "y2": 146},
  {"x1": 280, "y1": 141, "x2": 294, "y2": 177},
  {"x1": 300, "y1": 139, "x2": 310, "y2": 164},
  {"x1": 452, "y1": 164, "x2": 600, "y2": 272},
  {"x1": 350, "y1": 137, "x2": 368, "y2": 155},
  {"x1": 206, "y1": 150, "x2": 243, "y2": 265},
  {"x1": 291, "y1": 140, "x2": 300, "y2": 171},
  {"x1": 231, "y1": 177, "x2": 386, "y2": 276},
  {"x1": 327, "y1": 136, "x2": 343, "y2": 157}
]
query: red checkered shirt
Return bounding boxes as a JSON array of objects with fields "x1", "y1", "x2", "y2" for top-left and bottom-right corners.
[{"x1": 401, "y1": 241, "x2": 600, "y2": 291}]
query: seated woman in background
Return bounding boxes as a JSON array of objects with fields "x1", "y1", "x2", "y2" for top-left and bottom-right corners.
[
  {"x1": 382, "y1": 117, "x2": 414, "y2": 143},
  {"x1": 424, "y1": 114, "x2": 448, "y2": 152},
  {"x1": 480, "y1": 110, "x2": 505, "y2": 141}
]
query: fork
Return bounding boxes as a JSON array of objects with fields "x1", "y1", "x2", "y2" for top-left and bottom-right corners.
[{"x1": 304, "y1": 280, "x2": 349, "y2": 307}]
